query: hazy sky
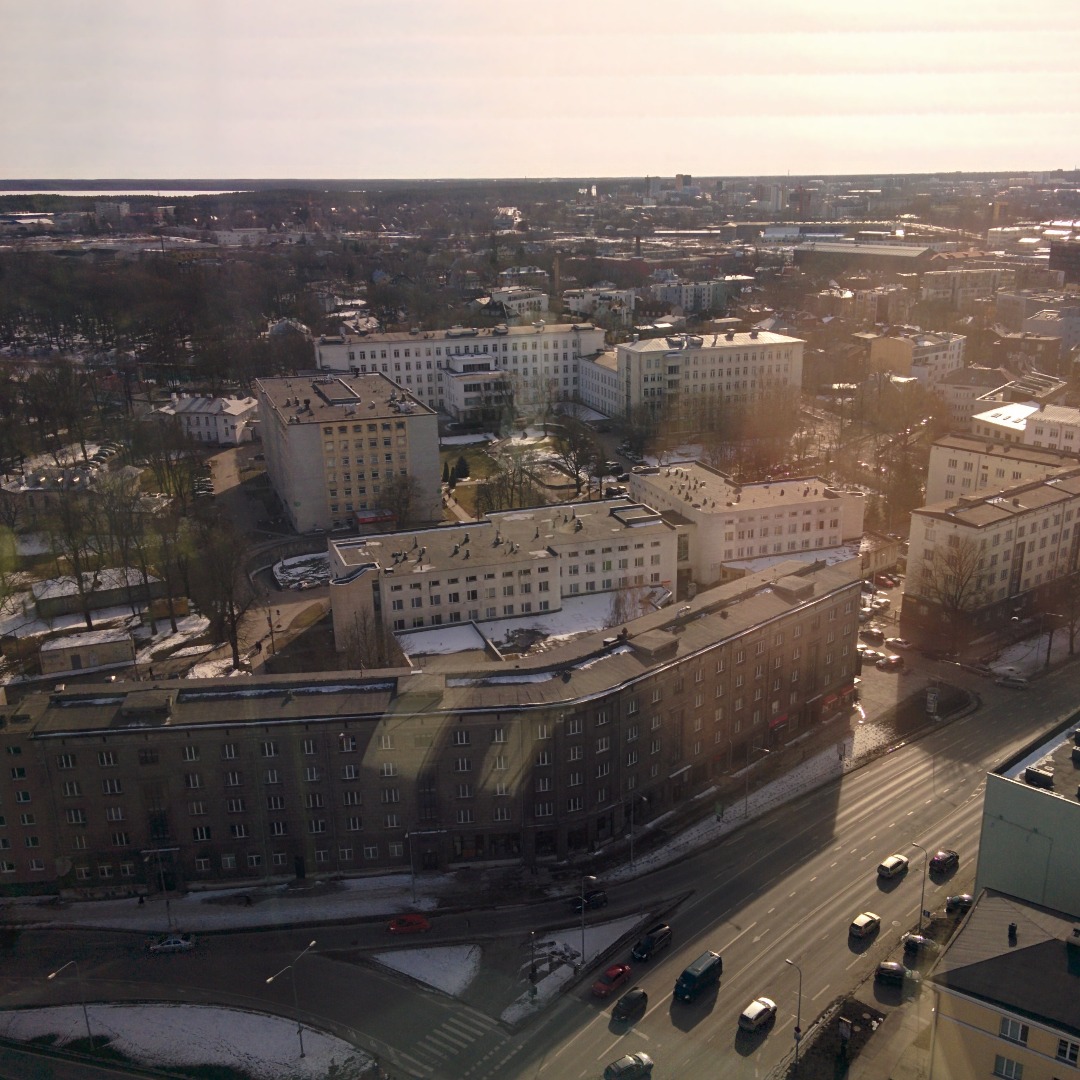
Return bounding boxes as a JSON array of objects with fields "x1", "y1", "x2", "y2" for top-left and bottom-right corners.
[{"x1": 2, "y1": 0, "x2": 1077, "y2": 180}]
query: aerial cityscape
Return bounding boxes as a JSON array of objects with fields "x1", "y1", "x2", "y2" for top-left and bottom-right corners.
[{"x1": 2, "y1": 4, "x2": 1079, "y2": 1080}]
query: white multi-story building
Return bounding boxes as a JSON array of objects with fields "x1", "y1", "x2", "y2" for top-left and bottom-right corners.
[
  {"x1": 627, "y1": 461, "x2": 864, "y2": 590},
  {"x1": 328, "y1": 498, "x2": 678, "y2": 643},
  {"x1": 489, "y1": 287, "x2": 548, "y2": 323},
  {"x1": 868, "y1": 329, "x2": 966, "y2": 390},
  {"x1": 969, "y1": 401, "x2": 1040, "y2": 444},
  {"x1": 1022, "y1": 402, "x2": 1080, "y2": 451},
  {"x1": 562, "y1": 288, "x2": 636, "y2": 326},
  {"x1": 919, "y1": 267, "x2": 1014, "y2": 310},
  {"x1": 577, "y1": 351, "x2": 620, "y2": 418},
  {"x1": 901, "y1": 468, "x2": 1080, "y2": 644},
  {"x1": 612, "y1": 329, "x2": 804, "y2": 420},
  {"x1": 648, "y1": 278, "x2": 750, "y2": 314},
  {"x1": 1023, "y1": 307, "x2": 1080, "y2": 351},
  {"x1": 925, "y1": 434, "x2": 1080, "y2": 505},
  {"x1": 936, "y1": 367, "x2": 1013, "y2": 431},
  {"x1": 255, "y1": 373, "x2": 440, "y2": 534},
  {"x1": 155, "y1": 393, "x2": 259, "y2": 445},
  {"x1": 313, "y1": 322, "x2": 605, "y2": 414}
]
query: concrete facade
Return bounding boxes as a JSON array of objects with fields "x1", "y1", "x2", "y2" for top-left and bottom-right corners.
[{"x1": 255, "y1": 373, "x2": 440, "y2": 534}]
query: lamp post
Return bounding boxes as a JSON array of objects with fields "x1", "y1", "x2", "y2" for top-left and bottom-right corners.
[
  {"x1": 530, "y1": 930, "x2": 538, "y2": 983},
  {"x1": 785, "y1": 958, "x2": 803, "y2": 1073},
  {"x1": 141, "y1": 846, "x2": 178, "y2": 929},
  {"x1": 1044, "y1": 612, "x2": 1062, "y2": 669},
  {"x1": 266, "y1": 939, "x2": 316, "y2": 1058},
  {"x1": 911, "y1": 842, "x2": 928, "y2": 932},
  {"x1": 578, "y1": 874, "x2": 597, "y2": 966},
  {"x1": 47, "y1": 960, "x2": 92, "y2": 1047},
  {"x1": 744, "y1": 744, "x2": 770, "y2": 818},
  {"x1": 405, "y1": 829, "x2": 446, "y2": 904}
]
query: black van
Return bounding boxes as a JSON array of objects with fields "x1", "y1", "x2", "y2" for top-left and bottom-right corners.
[
  {"x1": 631, "y1": 923, "x2": 672, "y2": 961},
  {"x1": 673, "y1": 950, "x2": 722, "y2": 1002}
]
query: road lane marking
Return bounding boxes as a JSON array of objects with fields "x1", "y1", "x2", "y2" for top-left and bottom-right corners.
[{"x1": 812, "y1": 985, "x2": 830, "y2": 1000}]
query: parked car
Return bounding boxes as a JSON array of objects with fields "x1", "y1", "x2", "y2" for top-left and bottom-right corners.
[
  {"x1": 929, "y1": 849, "x2": 960, "y2": 874},
  {"x1": 859, "y1": 628, "x2": 885, "y2": 644},
  {"x1": 885, "y1": 637, "x2": 912, "y2": 650},
  {"x1": 876, "y1": 654, "x2": 905, "y2": 672},
  {"x1": 877, "y1": 854, "x2": 910, "y2": 879},
  {"x1": 850, "y1": 912, "x2": 882, "y2": 938},
  {"x1": 901, "y1": 933, "x2": 937, "y2": 955},
  {"x1": 603, "y1": 1052, "x2": 654, "y2": 1079},
  {"x1": 387, "y1": 914, "x2": 431, "y2": 934},
  {"x1": 870, "y1": 597, "x2": 891, "y2": 612},
  {"x1": 738, "y1": 996, "x2": 778, "y2": 1032},
  {"x1": 861, "y1": 580, "x2": 877, "y2": 594},
  {"x1": 612, "y1": 986, "x2": 648, "y2": 1023},
  {"x1": 875, "y1": 961, "x2": 907, "y2": 986},
  {"x1": 569, "y1": 889, "x2": 608, "y2": 912},
  {"x1": 592, "y1": 963, "x2": 633, "y2": 999},
  {"x1": 631, "y1": 923, "x2": 672, "y2": 961},
  {"x1": 946, "y1": 893, "x2": 974, "y2": 914},
  {"x1": 147, "y1": 933, "x2": 195, "y2": 954}
]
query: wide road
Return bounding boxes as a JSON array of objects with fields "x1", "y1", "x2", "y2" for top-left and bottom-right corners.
[{"x1": 489, "y1": 663, "x2": 1078, "y2": 1080}]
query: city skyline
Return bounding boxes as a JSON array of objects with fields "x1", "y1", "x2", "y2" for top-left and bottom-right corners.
[{"x1": 3, "y1": 0, "x2": 1077, "y2": 181}]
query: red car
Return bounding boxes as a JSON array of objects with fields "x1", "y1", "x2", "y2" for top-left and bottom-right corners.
[
  {"x1": 387, "y1": 914, "x2": 431, "y2": 934},
  {"x1": 592, "y1": 963, "x2": 632, "y2": 998}
]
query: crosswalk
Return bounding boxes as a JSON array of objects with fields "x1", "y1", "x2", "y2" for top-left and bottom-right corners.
[{"x1": 399, "y1": 1010, "x2": 508, "y2": 1078}]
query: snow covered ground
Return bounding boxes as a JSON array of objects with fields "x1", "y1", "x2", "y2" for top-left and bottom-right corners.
[
  {"x1": 273, "y1": 553, "x2": 330, "y2": 590},
  {"x1": 396, "y1": 622, "x2": 489, "y2": 657},
  {"x1": 374, "y1": 944, "x2": 482, "y2": 997},
  {"x1": 134, "y1": 613, "x2": 211, "y2": 663},
  {"x1": 440, "y1": 433, "x2": 496, "y2": 446},
  {"x1": 0, "y1": 1003, "x2": 370, "y2": 1080},
  {"x1": 479, "y1": 592, "x2": 622, "y2": 650}
]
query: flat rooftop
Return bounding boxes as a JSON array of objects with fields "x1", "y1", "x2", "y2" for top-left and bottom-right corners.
[
  {"x1": 255, "y1": 372, "x2": 434, "y2": 424},
  {"x1": 321, "y1": 322, "x2": 597, "y2": 345},
  {"x1": 619, "y1": 330, "x2": 803, "y2": 354}
]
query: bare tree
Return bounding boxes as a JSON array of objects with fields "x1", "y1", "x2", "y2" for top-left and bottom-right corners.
[
  {"x1": 43, "y1": 492, "x2": 108, "y2": 629},
  {"x1": 188, "y1": 518, "x2": 255, "y2": 669},
  {"x1": 341, "y1": 609, "x2": 394, "y2": 670},
  {"x1": 375, "y1": 474, "x2": 423, "y2": 528},
  {"x1": 604, "y1": 583, "x2": 653, "y2": 628},
  {"x1": 552, "y1": 418, "x2": 601, "y2": 496},
  {"x1": 914, "y1": 537, "x2": 989, "y2": 646}
]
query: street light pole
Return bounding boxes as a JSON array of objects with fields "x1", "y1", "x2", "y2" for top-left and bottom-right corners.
[
  {"x1": 406, "y1": 832, "x2": 416, "y2": 904},
  {"x1": 47, "y1": 960, "x2": 92, "y2": 1047},
  {"x1": 629, "y1": 795, "x2": 646, "y2": 871},
  {"x1": 785, "y1": 958, "x2": 803, "y2": 1073},
  {"x1": 266, "y1": 939, "x2": 316, "y2": 1058},
  {"x1": 745, "y1": 744, "x2": 770, "y2": 818},
  {"x1": 579, "y1": 874, "x2": 597, "y2": 967},
  {"x1": 911, "y1": 842, "x2": 928, "y2": 932}
]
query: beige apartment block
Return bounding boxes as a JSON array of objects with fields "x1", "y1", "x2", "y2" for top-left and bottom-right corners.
[{"x1": 255, "y1": 373, "x2": 440, "y2": 534}]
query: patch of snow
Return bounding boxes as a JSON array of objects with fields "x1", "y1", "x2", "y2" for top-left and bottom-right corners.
[
  {"x1": 374, "y1": 944, "x2": 481, "y2": 997},
  {"x1": 0, "y1": 1003, "x2": 369, "y2": 1080},
  {"x1": 186, "y1": 656, "x2": 238, "y2": 679},
  {"x1": 396, "y1": 623, "x2": 489, "y2": 657},
  {"x1": 479, "y1": 592, "x2": 621, "y2": 651},
  {"x1": 440, "y1": 433, "x2": 496, "y2": 445}
]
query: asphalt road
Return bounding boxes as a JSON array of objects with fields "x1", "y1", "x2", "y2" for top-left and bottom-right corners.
[{"x1": 5, "y1": 661, "x2": 1075, "y2": 1080}]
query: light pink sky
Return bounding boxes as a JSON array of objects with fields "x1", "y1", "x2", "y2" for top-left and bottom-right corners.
[{"x1": 2, "y1": 0, "x2": 1076, "y2": 179}]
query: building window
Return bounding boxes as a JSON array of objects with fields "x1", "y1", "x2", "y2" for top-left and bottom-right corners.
[
  {"x1": 999, "y1": 1018, "x2": 1028, "y2": 1046},
  {"x1": 222, "y1": 743, "x2": 237, "y2": 759},
  {"x1": 193, "y1": 826, "x2": 211, "y2": 841},
  {"x1": 261, "y1": 741, "x2": 279, "y2": 758},
  {"x1": 363, "y1": 845, "x2": 379, "y2": 860},
  {"x1": 57, "y1": 753, "x2": 76, "y2": 769},
  {"x1": 98, "y1": 751, "x2": 117, "y2": 767},
  {"x1": 993, "y1": 1056, "x2": 1023, "y2": 1079},
  {"x1": 183, "y1": 745, "x2": 199, "y2": 762},
  {"x1": 1057, "y1": 1038, "x2": 1080, "y2": 1065},
  {"x1": 184, "y1": 773, "x2": 201, "y2": 789}
]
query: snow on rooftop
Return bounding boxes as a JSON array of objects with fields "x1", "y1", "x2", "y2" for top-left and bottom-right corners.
[{"x1": 396, "y1": 623, "x2": 489, "y2": 656}]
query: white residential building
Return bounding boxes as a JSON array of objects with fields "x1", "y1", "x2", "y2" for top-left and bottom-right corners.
[
  {"x1": 901, "y1": 468, "x2": 1080, "y2": 645},
  {"x1": 328, "y1": 499, "x2": 678, "y2": 643},
  {"x1": 577, "y1": 351, "x2": 620, "y2": 418},
  {"x1": 648, "y1": 278, "x2": 749, "y2": 314},
  {"x1": 970, "y1": 402, "x2": 1040, "y2": 444},
  {"x1": 155, "y1": 393, "x2": 259, "y2": 445},
  {"x1": 919, "y1": 267, "x2": 1014, "y2": 310},
  {"x1": 613, "y1": 329, "x2": 804, "y2": 420},
  {"x1": 489, "y1": 287, "x2": 548, "y2": 323},
  {"x1": 313, "y1": 322, "x2": 605, "y2": 414},
  {"x1": 627, "y1": 461, "x2": 864, "y2": 590},
  {"x1": 562, "y1": 287, "x2": 636, "y2": 326},
  {"x1": 1022, "y1": 402, "x2": 1080, "y2": 451},
  {"x1": 925, "y1": 434, "x2": 1080, "y2": 505},
  {"x1": 1023, "y1": 307, "x2": 1080, "y2": 351},
  {"x1": 255, "y1": 373, "x2": 440, "y2": 534}
]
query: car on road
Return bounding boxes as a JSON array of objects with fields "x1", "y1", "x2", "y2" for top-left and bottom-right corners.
[
  {"x1": 995, "y1": 675, "x2": 1030, "y2": 689},
  {"x1": 875, "y1": 961, "x2": 908, "y2": 986},
  {"x1": 946, "y1": 893, "x2": 974, "y2": 914},
  {"x1": 850, "y1": 912, "x2": 882, "y2": 938},
  {"x1": 859, "y1": 628, "x2": 885, "y2": 644},
  {"x1": 631, "y1": 923, "x2": 672, "y2": 961},
  {"x1": 929, "y1": 849, "x2": 960, "y2": 874},
  {"x1": 612, "y1": 986, "x2": 648, "y2": 1022},
  {"x1": 603, "y1": 1051, "x2": 654, "y2": 1079},
  {"x1": 885, "y1": 637, "x2": 912, "y2": 650},
  {"x1": 738, "y1": 996, "x2": 778, "y2": 1031},
  {"x1": 592, "y1": 963, "x2": 633, "y2": 999},
  {"x1": 569, "y1": 889, "x2": 608, "y2": 912},
  {"x1": 871, "y1": 597, "x2": 891, "y2": 612},
  {"x1": 147, "y1": 933, "x2": 195, "y2": 954},
  {"x1": 876, "y1": 654, "x2": 905, "y2": 672},
  {"x1": 386, "y1": 914, "x2": 431, "y2": 934},
  {"x1": 877, "y1": 854, "x2": 910, "y2": 879}
]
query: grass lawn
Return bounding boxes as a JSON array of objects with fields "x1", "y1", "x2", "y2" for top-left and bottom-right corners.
[{"x1": 442, "y1": 445, "x2": 499, "y2": 482}]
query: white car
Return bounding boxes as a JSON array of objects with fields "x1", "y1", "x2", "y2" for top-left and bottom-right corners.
[
  {"x1": 738, "y1": 996, "x2": 778, "y2": 1031},
  {"x1": 147, "y1": 933, "x2": 196, "y2": 954},
  {"x1": 877, "y1": 854, "x2": 910, "y2": 879}
]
